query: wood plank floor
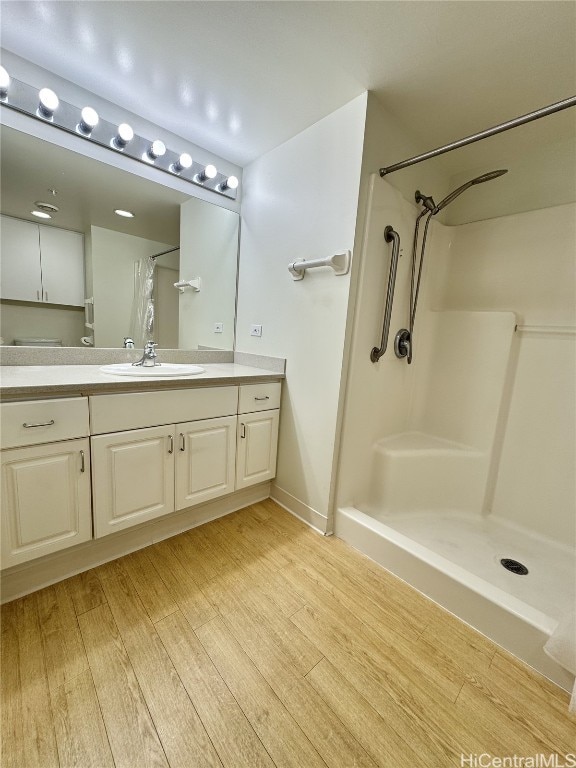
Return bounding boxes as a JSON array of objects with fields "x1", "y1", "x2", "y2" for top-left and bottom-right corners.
[{"x1": 2, "y1": 500, "x2": 574, "y2": 767}]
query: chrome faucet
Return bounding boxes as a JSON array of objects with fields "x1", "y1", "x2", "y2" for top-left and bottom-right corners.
[
  {"x1": 132, "y1": 340, "x2": 159, "y2": 367},
  {"x1": 123, "y1": 337, "x2": 135, "y2": 349}
]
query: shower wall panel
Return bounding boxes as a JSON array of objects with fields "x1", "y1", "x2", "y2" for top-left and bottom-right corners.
[
  {"x1": 442, "y1": 203, "x2": 576, "y2": 545},
  {"x1": 336, "y1": 178, "x2": 451, "y2": 509}
]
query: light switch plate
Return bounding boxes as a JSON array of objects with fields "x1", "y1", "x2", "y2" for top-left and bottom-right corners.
[{"x1": 250, "y1": 324, "x2": 263, "y2": 337}]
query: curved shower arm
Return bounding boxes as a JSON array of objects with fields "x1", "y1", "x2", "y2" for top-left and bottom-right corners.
[
  {"x1": 370, "y1": 225, "x2": 401, "y2": 363},
  {"x1": 408, "y1": 211, "x2": 433, "y2": 364}
]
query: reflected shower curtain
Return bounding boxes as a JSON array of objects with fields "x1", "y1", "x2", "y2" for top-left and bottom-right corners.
[{"x1": 129, "y1": 256, "x2": 156, "y2": 348}]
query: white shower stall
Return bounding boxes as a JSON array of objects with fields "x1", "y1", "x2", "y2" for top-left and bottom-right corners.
[{"x1": 335, "y1": 176, "x2": 576, "y2": 690}]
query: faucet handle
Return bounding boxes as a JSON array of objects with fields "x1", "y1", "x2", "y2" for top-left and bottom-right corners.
[{"x1": 145, "y1": 340, "x2": 158, "y2": 355}]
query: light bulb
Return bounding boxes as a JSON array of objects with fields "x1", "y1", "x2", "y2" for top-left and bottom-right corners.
[
  {"x1": 114, "y1": 209, "x2": 135, "y2": 218},
  {"x1": 197, "y1": 164, "x2": 217, "y2": 182},
  {"x1": 148, "y1": 140, "x2": 166, "y2": 160},
  {"x1": 38, "y1": 88, "x2": 59, "y2": 118},
  {"x1": 0, "y1": 66, "x2": 9, "y2": 97},
  {"x1": 31, "y1": 210, "x2": 52, "y2": 219},
  {"x1": 172, "y1": 153, "x2": 193, "y2": 173},
  {"x1": 114, "y1": 123, "x2": 134, "y2": 148},
  {"x1": 79, "y1": 106, "x2": 99, "y2": 134},
  {"x1": 220, "y1": 175, "x2": 239, "y2": 191}
]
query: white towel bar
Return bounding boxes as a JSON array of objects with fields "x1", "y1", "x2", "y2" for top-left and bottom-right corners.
[{"x1": 288, "y1": 251, "x2": 351, "y2": 281}]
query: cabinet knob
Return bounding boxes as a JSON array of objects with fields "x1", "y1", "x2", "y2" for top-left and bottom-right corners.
[
  {"x1": 240, "y1": 423, "x2": 246, "y2": 439},
  {"x1": 254, "y1": 396, "x2": 270, "y2": 401},
  {"x1": 80, "y1": 450, "x2": 85, "y2": 473},
  {"x1": 179, "y1": 433, "x2": 186, "y2": 452},
  {"x1": 168, "y1": 435, "x2": 174, "y2": 454}
]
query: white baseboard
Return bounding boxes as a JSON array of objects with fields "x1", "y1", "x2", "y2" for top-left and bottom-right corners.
[
  {"x1": 1, "y1": 484, "x2": 270, "y2": 603},
  {"x1": 270, "y1": 483, "x2": 328, "y2": 534}
]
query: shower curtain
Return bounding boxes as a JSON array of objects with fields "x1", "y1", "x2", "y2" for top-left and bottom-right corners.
[{"x1": 129, "y1": 256, "x2": 156, "y2": 348}]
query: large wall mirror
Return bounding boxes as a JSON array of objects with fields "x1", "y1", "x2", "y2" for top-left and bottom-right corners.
[{"x1": 0, "y1": 125, "x2": 239, "y2": 351}]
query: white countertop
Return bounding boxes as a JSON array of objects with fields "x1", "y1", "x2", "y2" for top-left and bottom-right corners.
[{"x1": 0, "y1": 363, "x2": 284, "y2": 398}]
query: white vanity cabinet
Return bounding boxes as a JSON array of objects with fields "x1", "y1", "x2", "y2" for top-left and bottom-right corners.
[
  {"x1": 236, "y1": 383, "x2": 280, "y2": 489},
  {"x1": 0, "y1": 214, "x2": 85, "y2": 306},
  {"x1": 0, "y1": 379, "x2": 282, "y2": 569},
  {"x1": 0, "y1": 397, "x2": 92, "y2": 568},
  {"x1": 89, "y1": 387, "x2": 239, "y2": 538}
]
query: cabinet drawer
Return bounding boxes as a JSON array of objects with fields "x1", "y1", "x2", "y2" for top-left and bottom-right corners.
[
  {"x1": 238, "y1": 383, "x2": 281, "y2": 414},
  {"x1": 0, "y1": 397, "x2": 89, "y2": 449},
  {"x1": 90, "y1": 386, "x2": 238, "y2": 434}
]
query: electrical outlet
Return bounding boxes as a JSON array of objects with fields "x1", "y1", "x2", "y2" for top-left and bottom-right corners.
[
  {"x1": 214, "y1": 323, "x2": 223, "y2": 333},
  {"x1": 250, "y1": 324, "x2": 263, "y2": 337}
]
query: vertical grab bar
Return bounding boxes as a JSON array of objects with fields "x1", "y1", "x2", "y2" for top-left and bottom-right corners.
[{"x1": 370, "y1": 225, "x2": 401, "y2": 362}]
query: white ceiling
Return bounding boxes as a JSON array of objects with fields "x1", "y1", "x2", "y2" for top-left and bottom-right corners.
[{"x1": 1, "y1": 1, "x2": 574, "y2": 168}]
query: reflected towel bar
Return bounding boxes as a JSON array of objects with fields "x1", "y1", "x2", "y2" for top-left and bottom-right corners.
[
  {"x1": 174, "y1": 278, "x2": 201, "y2": 293},
  {"x1": 288, "y1": 251, "x2": 351, "y2": 280}
]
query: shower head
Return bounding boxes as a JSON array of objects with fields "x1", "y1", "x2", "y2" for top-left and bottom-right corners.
[
  {"x1": 472, "y1": 169, "x2": 508, "y2": 183},
  {"x1": 433, "y1": 169, "x2": 508, "y2": 213}
]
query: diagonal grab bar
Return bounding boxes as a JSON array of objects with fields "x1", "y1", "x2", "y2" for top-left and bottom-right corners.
[{"x1": 370, "y1": 225, "x2": 401, "y2": 362}]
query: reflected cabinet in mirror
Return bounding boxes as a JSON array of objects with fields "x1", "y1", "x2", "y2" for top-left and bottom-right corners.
[{"x1": 0, "y1": 126, "x2": 239, "y2": 351}]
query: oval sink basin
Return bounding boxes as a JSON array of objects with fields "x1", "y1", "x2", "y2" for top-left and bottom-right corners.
[{"x1": 100, "y1": 363, "x2": 205, "y2": 377}]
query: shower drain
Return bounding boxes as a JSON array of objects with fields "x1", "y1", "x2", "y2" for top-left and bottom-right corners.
[{"x1": 500, "y1": 558, "x2": 529, "y2": 575}]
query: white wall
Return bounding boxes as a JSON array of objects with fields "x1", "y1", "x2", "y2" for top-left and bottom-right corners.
[
  {"x1": 0, "y1": 302, "x2": 85, "y2": 347},
  {"x1": 89, "y1": 226, "x2": 174, "y2": 348},
  {"x1": 443, "y1": 204, "x2": 576, "y2": 545},
  {"x1": 236, "y1": 94, "x2": 367, "y2": 530},
  {"x1": 360, "y1": 94, "x2": 452, "y2": 213}
]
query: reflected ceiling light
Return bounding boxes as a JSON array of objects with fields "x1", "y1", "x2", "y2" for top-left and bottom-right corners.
[
  {"x1": 147, "y1": 140, "x2": 166, "y2": 160},
  {"x1": 31, "y1": 210, "x2": 52, "y2": 219},
  {"x1": 219, "y1": 175, "x2": 239, "y2": 191},
  {"x1": 38, "y1": 87, "x2": 59, "y2": 118},
  {"x1": 78, "y1": 106, "x2": 99, "y2": 134},
  {"x1": 171, "y1": 152, "x2": 193, "y2": 173},
  {"x1": 0, "y1": 66, "x2": 10, "y2": 97},
  {"x1": 113, "y1": 122, "x2": 134, "y2": 149},
  {"x1": 34, "y1": 201, "x2": 59, "y2": 214},
  {"x1": 114, "y1": 209, "x2": 135, "y2": 218},
  {"x1": 196, "y1": 164, "x2": 217, "y2": 182}
]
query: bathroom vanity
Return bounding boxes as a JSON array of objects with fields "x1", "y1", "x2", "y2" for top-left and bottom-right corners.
[{"x1": 0, "y1": 363, "x2": 282, "y2": 590}]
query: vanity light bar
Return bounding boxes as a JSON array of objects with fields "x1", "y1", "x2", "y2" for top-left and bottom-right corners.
[{"x1": 0, "y1": 73, "x2": 239, "y2": 200}]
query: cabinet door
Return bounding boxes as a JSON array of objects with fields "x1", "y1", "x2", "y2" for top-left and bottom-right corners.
[
  {"x1": 39, "y1": 226, "x2": 85, "y2": 306},
  {"x1": 91, "y1": 425, "x2": 175, "y2": 538},
  {"x1": 1, "y1": 438, "x2": 91, "y2": 568},
  {"x1": 0, "y1": 215, "x2": 42, "y2": 301},
  {"x1": 236, "y1": 410, "x2": 279, "y2": 489},
  {"x1": 175, "y1": 416, "x2": 237, "y2": 510}
]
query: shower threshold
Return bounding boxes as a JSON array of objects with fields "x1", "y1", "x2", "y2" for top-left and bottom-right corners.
[{"x1": 335, "y1": 506, "x2": 575, "y2": 691}]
